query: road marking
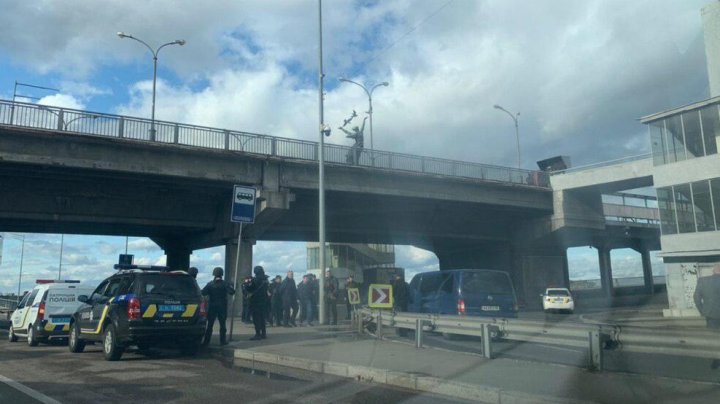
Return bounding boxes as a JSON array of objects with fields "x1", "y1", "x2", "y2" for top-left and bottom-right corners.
[{"x1": 0, "y1": 373, "x2": 62, "y2": 404}]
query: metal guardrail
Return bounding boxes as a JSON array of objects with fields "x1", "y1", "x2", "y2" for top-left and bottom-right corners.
[
  {"x1": 356, "y1": 308, "x2": 720, "y2": 372},
  {"x1": 0, "y1": 99, "x2": 550, "y2": 188},
  {"x1": 550, "y1": 153, "x2": 652, "y2": 175},
  {"x1": 0, "y1": 298, "x2": 17, "y2": 311}
]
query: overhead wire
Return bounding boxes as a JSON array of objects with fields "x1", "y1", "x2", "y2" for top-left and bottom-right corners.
[{"x1": 362, "y1": 0, "x2": 456, "y2": 67}]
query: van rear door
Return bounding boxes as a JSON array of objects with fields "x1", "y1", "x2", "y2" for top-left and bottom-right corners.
[{"x1": 459, "y1": 271, "x2": 517, "y2": 317}]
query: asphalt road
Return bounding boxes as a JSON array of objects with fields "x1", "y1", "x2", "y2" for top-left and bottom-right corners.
[{"x1": 0, "y1": 336, "x2": 468, "y2": 404}]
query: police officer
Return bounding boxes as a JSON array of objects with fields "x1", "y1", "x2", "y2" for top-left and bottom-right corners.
[
  {"x1": 188, "y1": 267, "x2": 198, "y2": 279},
  {"x1": 245, "y1": 266, "x2": 269, "y2": 340},
  {"x1": 201, "y1": 267, "x2": 235, "y2": 346}
]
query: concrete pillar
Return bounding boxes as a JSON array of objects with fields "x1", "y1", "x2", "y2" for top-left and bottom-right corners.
[
  {"x1": 702, "y1": 1, "x2": 720, "y2": 97},
  {"x1": 224, "y1": 236, "x2": 254, "y2": 316},
  {"x1": 640, "y1": 248, "x2": 654, "y2": 295},
  {"x1": 164, "y1": 245, "x2": 191, "y2": 271},
  {"x1": 597, "y1": 247, "x2": 613, "y2": 300}
]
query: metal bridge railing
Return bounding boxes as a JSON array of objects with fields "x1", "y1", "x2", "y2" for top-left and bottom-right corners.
[
  {"x1": 550, "y1": 153, "x2": 652, "y2": 175},
  {"x1": 356, "y1": 308, "x2": 720, "y2": 372},
  {"x1": 0, "y1": 99, "x2": 550, "y2": 188}
]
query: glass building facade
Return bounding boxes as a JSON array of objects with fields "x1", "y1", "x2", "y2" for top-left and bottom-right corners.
[
  {"x1": 306, "y1": 243, "x2": 395, "y2": 271},
  {"x1": 657, "y1": 178, "x2": 720, "y2": 235},
  {"x1": 649, "y1": 103, "x2": 720, "y2": 165}
]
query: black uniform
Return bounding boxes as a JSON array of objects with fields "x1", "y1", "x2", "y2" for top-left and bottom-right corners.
[
  {"x1": 324, "y1": 274, "x2": 339, "y2": 325},
  {"x1": 392, "y1": 277, "x2": 410, "y2": 312},
  {"x1": 246, "y1": 272, "x2": 269, "y2": 339},
  {"x1": 201, "y1": 278, "x2": 235, "y2": 345},
  {"x1": 280, "y1": 277, "x2": 298, "y2": 326},
  {"x1": 269, "y1": 278, "x2": 283, "y2": 326}
]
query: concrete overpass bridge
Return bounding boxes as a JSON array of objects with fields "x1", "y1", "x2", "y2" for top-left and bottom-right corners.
[{"x1": 0, "y1": 100, "x2": 659, "y2": 307}]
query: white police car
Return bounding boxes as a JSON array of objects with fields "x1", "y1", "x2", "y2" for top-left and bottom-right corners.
[
  {"x1": 8, "y1": 280, "x2": 94, "y2": 346},
  {"x1": 541, "y1": 287, "x2": 575, "y2": 314}
]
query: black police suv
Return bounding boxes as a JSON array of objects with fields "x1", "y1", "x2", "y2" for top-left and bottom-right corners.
[{"x1": 68, "y1": 265, "x2": 207, "y2": 361}]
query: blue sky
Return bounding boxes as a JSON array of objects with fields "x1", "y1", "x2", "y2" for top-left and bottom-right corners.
[{"x1": 0, "y1": 0, "x2": 708, "y2": 293}]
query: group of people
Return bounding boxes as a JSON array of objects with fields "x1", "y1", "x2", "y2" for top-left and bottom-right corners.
[{"x1": 197, "y1": 265, "x2": 412, "y2": 345}]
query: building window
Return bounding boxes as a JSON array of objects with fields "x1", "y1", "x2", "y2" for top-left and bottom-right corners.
[
  {"x1": 650, "y1": 121, "x2": 667, "y2": 165},
  {"x1": 674, "y1": 184, "x2": 695, "y2": 233},
  {"x1": 657, "y1": 187, "x2": 677, "y2": 235},
  {"x1": 701, "y1": 104, "x2": 720, "y2": 156},
  {"x1": 683, "y1": 111, "x2": 704, "y2": 159},
  {"x1": 647, "y1": 103, "x2": 720, "y2": 166},
  {"x1": 712, "y1": 179, "x2": 720, "y2": 231},
  {"x1": 665, "y1": 115, "x2": 686, "y2": 163},
  {"x1": 692, "y1": 180, "x2": 716, "y2": 232}
]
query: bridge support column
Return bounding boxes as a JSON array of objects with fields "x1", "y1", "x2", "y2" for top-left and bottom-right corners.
[
  {"x1": 153, "y1": 238, "x2": 192, "y2": 271},
  {"x1": 225, "y1": 235, "x2": 255, "y2": 317},
  {"x1": 640, "y1": 248, "x2": 654, "y2": 295},
  {"x1": 598, "y1": 247, "x2": 614, "y2": 301}
]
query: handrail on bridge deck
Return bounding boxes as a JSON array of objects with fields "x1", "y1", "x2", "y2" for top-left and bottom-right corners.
[{"x1": 0, "y1": 99, "x2": 549, "y2": 188}]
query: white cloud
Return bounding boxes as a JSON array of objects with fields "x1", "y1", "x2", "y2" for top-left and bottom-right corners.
[{"x1": 38, "y1": 94, "x2": 85, "y2": 110}]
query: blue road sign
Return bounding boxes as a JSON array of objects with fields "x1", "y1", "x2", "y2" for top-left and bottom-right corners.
[{"x1": 231, "y1": 185, "x2": 257, "y2": 223}]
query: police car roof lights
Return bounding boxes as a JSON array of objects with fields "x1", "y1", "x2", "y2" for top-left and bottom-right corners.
[
  {"x1": 113, "y1": 264, "x2": 172, "y2": 272},
  {"x1": 36, "y1": 279, "x2": 81, "y2": 284}
]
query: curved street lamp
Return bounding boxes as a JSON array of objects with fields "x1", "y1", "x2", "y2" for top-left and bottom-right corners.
[
  {"x1": 38, "y1": 106, "x2": 99, "y2": 131},
  {"x1": 338, "y1": 78, "x2": 389, "y2": 165},
  {"x1": 493, "y1": 104, "x2": 521, "y2": 169},
  {"x1": 117, "y1": 32, "x2": 186, "y2": 141}
]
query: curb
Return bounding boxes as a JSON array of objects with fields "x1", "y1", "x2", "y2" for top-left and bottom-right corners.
[{"x1": 231, "y1": 348, "x2": 592, "y2": 404}]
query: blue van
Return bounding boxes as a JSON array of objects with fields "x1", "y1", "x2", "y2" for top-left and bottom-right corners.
[{"x1": 408, "y1": 269, "x2": 518, "y2": 318}]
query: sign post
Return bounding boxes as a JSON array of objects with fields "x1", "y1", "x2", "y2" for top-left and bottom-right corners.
[
  {"x1": 347, "y1": 287, "x2": 360, "y2": 323},
  {"x1": 228, "y1": 185, "x2": 256, "y2": 342}
]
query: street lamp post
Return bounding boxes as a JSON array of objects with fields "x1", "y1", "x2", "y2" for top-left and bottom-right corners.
[
  {"x1": 117, "y1": 32, "x2": 185, "y2": 141},
  {"x1": 6, "y1": 234, "x2": 26, "y2": 303},
  {"x1": 338, "y1": 78, "x2": 389, "y2": 165},
  {"x1": 493, "y1": 104, "x2": 521, "y2": 169},
  {"x1": 318, "y1": 0, "x2": 328, "y2": 325},
  {"x1": 58, "y1": 234, "x2": 64, "y2": 280}
]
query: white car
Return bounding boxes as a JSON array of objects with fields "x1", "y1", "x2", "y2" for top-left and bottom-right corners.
[
  {"x1": 9, "y1": 280, "x2": 94, "y2": 346},
  {"x1": 541, "y1": 287, "x2": 575, "y2": 313}
]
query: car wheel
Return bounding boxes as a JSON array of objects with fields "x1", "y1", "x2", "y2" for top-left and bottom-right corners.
[
  {"x1": 68, "y1": 322, "x2": 86, "y2": 353},
  {"x1": 27, "y1": 325, "x2": 39, "y2": 347},
  {"x1": 103, "y1": 324, "x2": 124, "y2": 361},
  {"x1": 8, "y1": 327, "x2": 18, "y2": 343}
]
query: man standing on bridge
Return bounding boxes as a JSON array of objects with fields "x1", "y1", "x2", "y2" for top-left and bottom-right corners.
[{"x1": 694, "y1": 263, "x2": 720, "y2": 369}]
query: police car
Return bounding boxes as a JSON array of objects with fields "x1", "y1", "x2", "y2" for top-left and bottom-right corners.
[
  {"x1": 541, "y1": 287, "x2": 575, "y2": 314},
  {"x1": 68, "y1": 265, "x2": 207, "y2": 361},
  {"x1": 8, "y1": 280, "x2": 94, "y2": 346}
]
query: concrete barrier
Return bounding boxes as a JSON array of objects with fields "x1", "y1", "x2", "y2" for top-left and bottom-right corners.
[{"x1": 231, "y1": 348, "x2": 592, "y2": 404}]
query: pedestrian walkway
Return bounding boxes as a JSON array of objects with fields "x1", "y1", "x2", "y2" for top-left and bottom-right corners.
[{"x1": 221, "y1": 320, "x2": 720, "y2": 403}]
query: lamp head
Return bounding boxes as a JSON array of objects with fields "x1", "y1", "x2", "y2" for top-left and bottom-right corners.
[
  {"x1": 175, "y1": 39, "x2": 186, "y2": 46},
  {"x1": 380, "y1": 82, "x2": 389, "y2": 86},
  {"x1": 493, "y1": 104, "x2": 501, "y2": 109},
  {"x1": 117, "y1": 32, "x2": 130, "y2": 39},
  {"x1": 339, "y1": 77, "x2": 349, "y2": 83}
]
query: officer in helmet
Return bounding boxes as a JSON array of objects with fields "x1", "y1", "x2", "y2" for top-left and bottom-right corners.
[
  {"x1": 187, "y1": 267, "x2": 199, "y2": 280},
  {"x1": 201, "y1": 266, "x2": 235, "y2": 346}
]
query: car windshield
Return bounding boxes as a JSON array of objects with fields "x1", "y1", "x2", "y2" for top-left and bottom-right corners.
[{"x1": 1, "y1": 1, "x2": 716, "y2": 403}]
